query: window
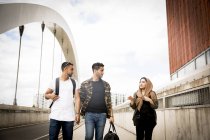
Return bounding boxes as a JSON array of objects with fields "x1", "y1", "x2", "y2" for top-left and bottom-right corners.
[
  {"x1": 185, "y1": 60, "x2": 195, "y2": 74},
  {"x1": 195, "y1": 54, "x2": 206, "y2": 69},
  {"x1": 177, "y1": 67, "x2": 185, "y2": 78},
  {"x1": 207, "y1": 49, "x2": 210, "y2": 64}
]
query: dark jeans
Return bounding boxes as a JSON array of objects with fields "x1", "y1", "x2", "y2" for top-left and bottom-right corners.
[
  {"x1": 85, "y1": 112, "x2": 107, "y2": 140},
  {"x1": 49, "y1": 119, "x2": 74, "y2": 140},
  {"x1": 136, "y1": 119, "x2": 156, "y2": 140}
]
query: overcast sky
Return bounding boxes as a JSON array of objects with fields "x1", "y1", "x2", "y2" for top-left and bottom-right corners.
[
  {"x1": 0, "y1": 0, "x2": 170, "y2": 106},
  {"x1": 50, "y1": 0, "x2": 170, "y2": 92}
]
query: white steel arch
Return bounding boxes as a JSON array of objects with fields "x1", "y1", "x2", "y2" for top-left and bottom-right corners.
[{"x1": 0, "y1": 3, "x2": 79, "y2": 79}]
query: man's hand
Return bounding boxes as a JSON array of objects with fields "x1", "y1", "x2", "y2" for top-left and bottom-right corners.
[
  {"x1": 50, "y1": 93, "x2": 59, "y2": 101},
  {"x1": 109, "y1": 116, "x2": 114, "y2": 123},
  {"x1": 75, "y1": 114, "x2": 80, "y2": 124}
]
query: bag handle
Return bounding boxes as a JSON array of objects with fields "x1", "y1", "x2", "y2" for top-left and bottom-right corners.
[{"x1": 108, "y1": 122, "x2": 117, "y2": 133}]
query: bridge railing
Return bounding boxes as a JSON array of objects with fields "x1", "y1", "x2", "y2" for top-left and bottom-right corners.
[{"x1": 0, "y1": 104, "x2": 50, "y2": 128}]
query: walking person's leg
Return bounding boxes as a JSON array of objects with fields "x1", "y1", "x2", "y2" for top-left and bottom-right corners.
[
  {"x1": 144, "y1": 124, "x2": 155, "y2": 140},
  {"x1": 136, "y1": 120, "x2": 145, "y2": 140},
  {"x1": 85, "y1": 112, "x2": 95, "y2": 140},
  {"x1": 49, "y1": 119, "x2": 62, "y2": 140},
  {"x1": 62, "y1": 121, "x2": 74, "y2": 140},
  {"x1": 95, "y1": 113, "x2": 106, "y2": 140}
]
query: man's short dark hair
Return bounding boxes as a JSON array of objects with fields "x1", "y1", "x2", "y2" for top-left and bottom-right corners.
[
  {"x1": 92, "y1": 62, "x2": 104, "y2": 72},
  {"x1": 61, "y1": 62, "x2": 73, "y2": 71}
]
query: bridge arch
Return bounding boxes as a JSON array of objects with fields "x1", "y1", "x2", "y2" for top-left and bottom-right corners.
[{"x1": 0, "y1": 3, "x2": 79, "y2": 79}]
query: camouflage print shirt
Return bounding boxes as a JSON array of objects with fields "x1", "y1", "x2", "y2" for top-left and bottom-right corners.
[{"x1": 80, "y1": 78, "x2": 113, "y2": 118}]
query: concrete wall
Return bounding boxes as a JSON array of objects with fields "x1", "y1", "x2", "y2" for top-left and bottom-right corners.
[
  {"x1": 0, "y1": 104, "x2": 50, "y2": 128},
  {"x1": 113, "y1": 105, "x2": 210, "y2": 140}
]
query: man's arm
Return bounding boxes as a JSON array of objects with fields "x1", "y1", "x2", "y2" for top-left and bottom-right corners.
[
  {"x1": 75, "y1": 89, "x2": 80, "y2": 124},
  {"x1": 106, "y1": 83, "x2": 114, "y2": 123},
  {"x1": 45, "y1": 88, "x2": 59, "y2": 101},
  {"x1": 79, "y1": 83, "x2": 86, "y2": 104}
]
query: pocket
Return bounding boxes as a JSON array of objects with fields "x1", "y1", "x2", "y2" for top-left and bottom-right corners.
[{"x1": 99, "y1": 113, "x2": 107, "y2": 125}]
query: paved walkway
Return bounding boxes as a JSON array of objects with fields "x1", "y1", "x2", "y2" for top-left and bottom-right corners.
[{"x1": 73, "y1": 121, "x2": 136, "y2": 140}]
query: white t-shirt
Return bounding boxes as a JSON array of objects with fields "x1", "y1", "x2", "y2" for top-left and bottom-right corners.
[{"x1": 49, "y1": 78, "x2": 79, "y2": 121}]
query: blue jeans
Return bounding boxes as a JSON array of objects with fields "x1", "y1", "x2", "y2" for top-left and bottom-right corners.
[
  {"x1": 85, "y1": 112, "x2": 107, "y2": 140},
  {"x1": 49, "y1": 119, "x2": 74, "y2": 140}
]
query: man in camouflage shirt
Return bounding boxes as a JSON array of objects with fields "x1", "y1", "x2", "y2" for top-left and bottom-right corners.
[{"x1": 80, "y1": 62, "x2": 114, "y2": 140}]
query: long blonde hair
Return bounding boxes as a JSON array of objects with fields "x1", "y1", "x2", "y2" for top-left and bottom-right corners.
[{"x1": 139, "y1": 77, "x2": 153, "y2": 97}]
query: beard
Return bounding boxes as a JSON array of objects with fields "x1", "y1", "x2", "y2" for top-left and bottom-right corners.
[{"x1": 68, "y1": 73, "x2": 72, "y2": 77}]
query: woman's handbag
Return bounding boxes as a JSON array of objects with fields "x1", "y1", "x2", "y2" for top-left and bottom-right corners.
[{"x1": 104, "y1": 122, "x2": 119, "y2": 140}]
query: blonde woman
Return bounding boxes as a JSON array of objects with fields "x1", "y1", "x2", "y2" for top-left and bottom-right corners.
[{"x1": 128, "y1": 77, "x2": 158, "y2": 140}]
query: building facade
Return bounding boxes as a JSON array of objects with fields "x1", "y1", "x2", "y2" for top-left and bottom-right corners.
[{"x1": 166, "y1": 0, "x2": 210, "y2": 80}]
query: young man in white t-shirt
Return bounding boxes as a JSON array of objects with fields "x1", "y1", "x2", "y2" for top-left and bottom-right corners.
[{"x1": 45, "y1": 62, "x2": 80, "y2": 140}]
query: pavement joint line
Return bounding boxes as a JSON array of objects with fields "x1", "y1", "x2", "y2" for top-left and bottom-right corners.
[
  {"x1": 73, "y1": 122, "x2": 85, "y2": 130},
  {"x1": 33, "y1": 134, "x2": 49, "y2": 140},
  {"x1": 114, "y1": 124, "x2": 136, "y2": 135}
]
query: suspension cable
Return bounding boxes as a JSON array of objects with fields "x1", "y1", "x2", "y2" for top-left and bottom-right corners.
[
  {"x1": 37, "y1": 22, "x2": 45, "y2": 108},
  {"x1": 13, "y1": 25, "x2": 24, "y2": 105},
  {"x1": 61, "y1": 38, "x2": 64, "y2": 65},
  {"x1": 52, "y1": 24, "x2": 56, "y2": 80}
]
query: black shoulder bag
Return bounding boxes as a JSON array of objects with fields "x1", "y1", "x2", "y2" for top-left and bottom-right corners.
[{"x1": 104, "y1": 122, "x2": 119, "y2": 140}]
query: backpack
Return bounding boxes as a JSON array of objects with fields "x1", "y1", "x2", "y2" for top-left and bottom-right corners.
[
  {"x1": 104, "y1": 123, "x2": 119, "y2": 140},
  {"x1": 49, "y1": 77, "x2": 76, "y2": 108}
]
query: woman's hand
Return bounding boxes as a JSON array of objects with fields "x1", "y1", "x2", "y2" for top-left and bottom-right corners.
[
  {"x1": 127, "y1": 96, "x2": 134, "y2": 101},
  {"x1": 143, "y1": 96, "x2": 155, "y2": 107},
  {"x1": 143, "y1": 96, "x2": 152, "y2": 102}
]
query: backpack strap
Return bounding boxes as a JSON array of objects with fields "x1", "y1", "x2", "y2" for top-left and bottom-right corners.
[
  {"x1": 49, "y1": 77, "x2": 59, "y2": 108},
  {"x1": 55, "y1": 77, "x2": 60, "y2": 95},
  {"x1": 49, "y1": 78, "x2": 76, "y2": 108},
  {"x1": 70, "y1": 78, "x2": 76, "y2": 97}
]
